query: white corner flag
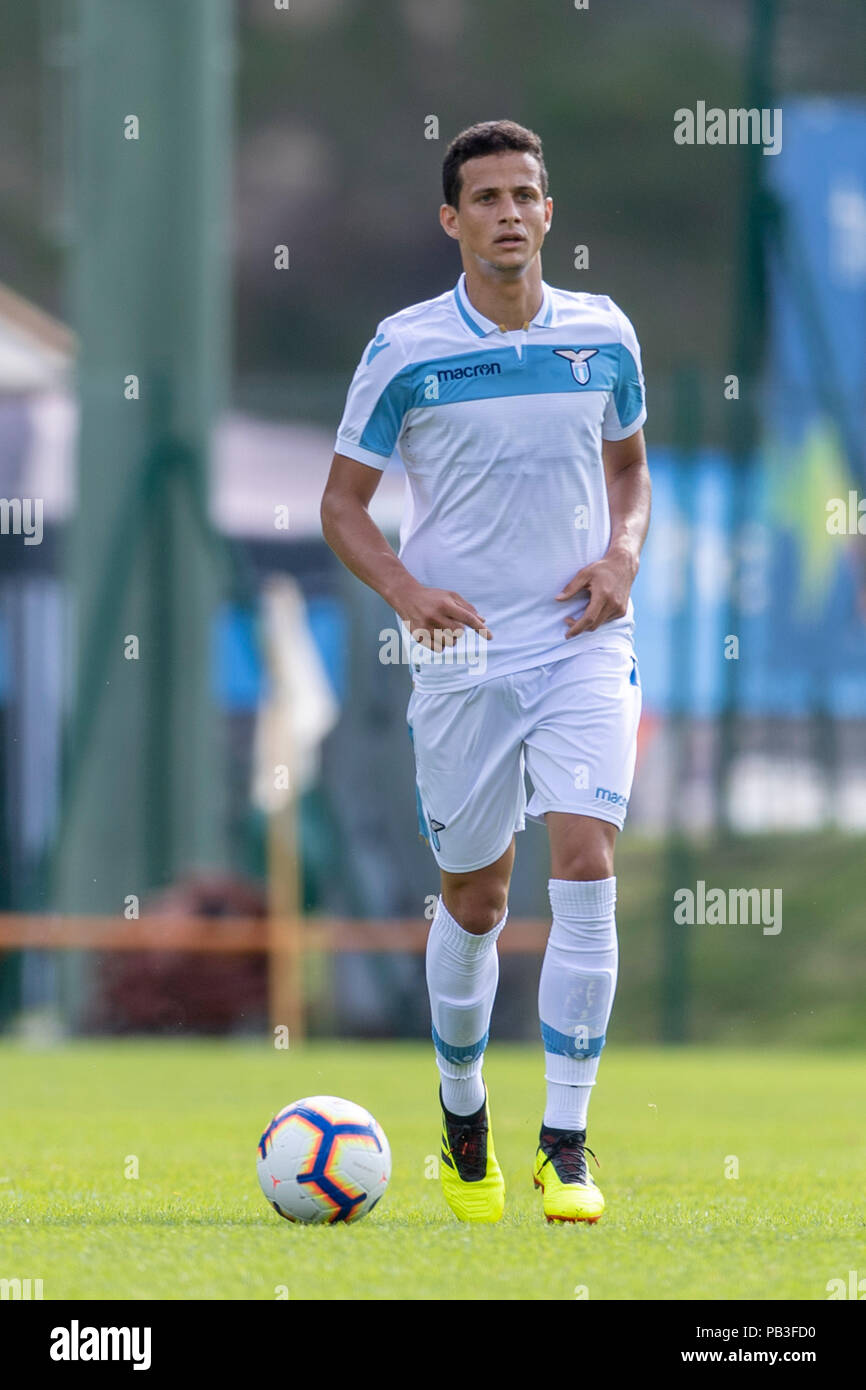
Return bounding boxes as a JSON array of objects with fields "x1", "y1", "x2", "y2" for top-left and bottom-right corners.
[{"x1": 251, "y1": 575, "x2": 339, "y2": 814}]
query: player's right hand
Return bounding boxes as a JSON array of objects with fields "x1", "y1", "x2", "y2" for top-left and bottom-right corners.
[{"x1": 395, "y1": 583, "x2": 492, "y2": 652}]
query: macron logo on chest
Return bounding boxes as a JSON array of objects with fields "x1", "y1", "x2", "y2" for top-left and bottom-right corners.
[
  {"x1": 426, "y1": 359, "x2": 502, "y2": 397},
  {"x1": 419, "y1": 343, "x2": 612, "y2": 404},
  {"x1": 339, "y1": 282, "x2": 645, "y2": 465}
]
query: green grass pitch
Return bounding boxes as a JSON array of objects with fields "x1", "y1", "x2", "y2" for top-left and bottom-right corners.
[{"x1": 0, "y1": 1040, "x2": 862, "y2": 1301}]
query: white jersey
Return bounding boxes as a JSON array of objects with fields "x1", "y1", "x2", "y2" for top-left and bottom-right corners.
[{"x1": 334, "y1": 272, "x2": 647, "y2": 691}]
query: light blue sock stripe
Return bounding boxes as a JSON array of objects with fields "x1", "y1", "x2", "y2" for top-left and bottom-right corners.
[
  {"x1": 540, "y1": 1022, "x2": 606, "y2": 1059},
  {"x1": 432, "y1": 1024, "x2": 489, "y2": 1065}
]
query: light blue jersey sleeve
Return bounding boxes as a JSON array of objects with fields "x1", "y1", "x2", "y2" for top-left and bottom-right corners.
[
  {"x1": 334, "y1": 320, "x2": 410, "y2": 470},
  {"x1": 601, "y1": 305, "x2": 647, "y2": 441}
]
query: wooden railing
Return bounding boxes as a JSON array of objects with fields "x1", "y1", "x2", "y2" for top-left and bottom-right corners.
[{"x1": 0, "y1": 913, "x2": 551, "y2": 1038}]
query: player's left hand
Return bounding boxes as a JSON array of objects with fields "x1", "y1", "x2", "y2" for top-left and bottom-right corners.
[{"x1": 555, "y1": 549, "x2": 638, "y2": 638}]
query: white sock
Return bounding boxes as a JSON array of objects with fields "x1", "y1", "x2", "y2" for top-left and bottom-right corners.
[
  {"x1": 426, "y1": 895, "x2": 506, "y2": 1116},
  {"x1": 539, "y1": 877, "x2": 618, "y2": 1131}
]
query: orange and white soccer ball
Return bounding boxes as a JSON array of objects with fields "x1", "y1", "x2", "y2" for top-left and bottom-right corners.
[{"x1": 257, "y1": 1095, "x2": 391, "y2": 1224}]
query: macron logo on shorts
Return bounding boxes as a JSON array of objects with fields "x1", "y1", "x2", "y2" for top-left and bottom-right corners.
[
  {"x1": 428, "y1": 818, "x2": 446, "y2": 850},
  {"x1": 595, "y1": 786, "x2": 628, "y2": 809}
]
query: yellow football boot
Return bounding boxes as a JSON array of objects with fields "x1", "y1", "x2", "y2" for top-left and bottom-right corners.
[
  {"x1": 439, "y1": 1087, "x2": 505, "y2": 1223},
  {"x1": 533, "y1": 1127, "x2": 604, "y2": 1223}
]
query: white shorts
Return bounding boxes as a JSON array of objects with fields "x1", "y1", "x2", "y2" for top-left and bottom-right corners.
[{"x1": 407, "y1": 645, "x2": 642, "y2": 873}]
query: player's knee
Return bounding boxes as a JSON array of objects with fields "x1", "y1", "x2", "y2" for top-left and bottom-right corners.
[
  {"x1": 444, "y1": 883, "x2": 508, "y2": 935},
  {"x1": 555, "y1": 848, "x2": 614, "y2": 882}
]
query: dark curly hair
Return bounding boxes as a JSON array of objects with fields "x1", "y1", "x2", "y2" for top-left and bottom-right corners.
[{"x1": 442, "y1": 120, "x2": 548, "y2": 209}]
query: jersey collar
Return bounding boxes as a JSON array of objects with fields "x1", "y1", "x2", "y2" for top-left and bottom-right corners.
[{"x1": 453, "y1": 272, "x2": 554, "y2": 337}]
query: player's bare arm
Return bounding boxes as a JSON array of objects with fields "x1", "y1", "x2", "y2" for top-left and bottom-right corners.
[
  {"x1": 557, "y1": 428, "x2": 651, "y2": 638},
  {"x1": 321, "y1": 452, "x2": 491, "y2": 649}
]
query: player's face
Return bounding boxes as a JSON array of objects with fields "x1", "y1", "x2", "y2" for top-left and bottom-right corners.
[{"x1": 442, "y1": 151, "x2": 552, "y2": 273}]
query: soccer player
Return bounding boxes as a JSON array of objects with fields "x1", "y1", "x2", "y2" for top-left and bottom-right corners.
[{"x1": 321, "y1": 120, "x2": 650, "y2": 1224}]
